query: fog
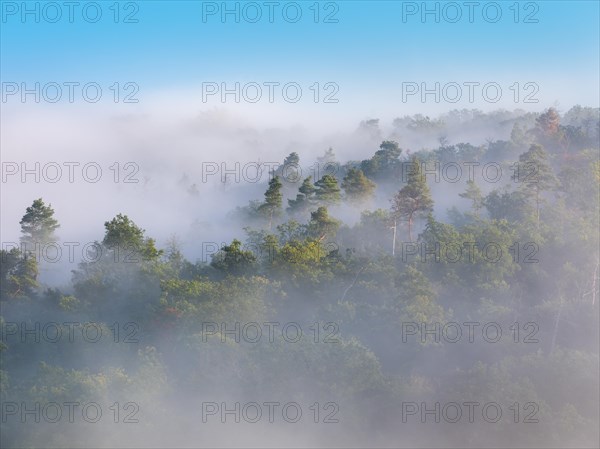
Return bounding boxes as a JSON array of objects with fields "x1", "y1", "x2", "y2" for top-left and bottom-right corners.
[
  {"x1": 1, "y1": 101, "x2": 532, "y2": 245},
  {"x1": 1, "y1": 100, "x2": 599, "y2": 448}
]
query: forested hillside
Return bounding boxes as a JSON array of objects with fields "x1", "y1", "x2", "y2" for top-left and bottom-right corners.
[{"x1": 1, "y1": 106, "x2": 599, "y2": 448}]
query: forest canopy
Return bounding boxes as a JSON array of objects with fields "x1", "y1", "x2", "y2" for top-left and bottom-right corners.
[{"x1": 1, "y1": 106, "x2": 599, "y2": 448}]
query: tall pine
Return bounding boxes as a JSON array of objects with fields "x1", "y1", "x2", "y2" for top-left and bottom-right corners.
[
  {"x1": 19, "y1": 198, "x2": 60, "y2": 250},
  {"x1": 391, "y1": 156, "x2": 434, "y2": 244},
  {"x1": 259, "y1": 176, "x2": 283, "y2": 229},
  {"x1": 342, "y1": 168, "x2": 376, "y2": 204}
]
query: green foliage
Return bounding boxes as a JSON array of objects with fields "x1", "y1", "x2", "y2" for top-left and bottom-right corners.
[
  {"x1": 459, "y1": 179, "x2": 484, "y2": 217},
  {"x1": 315, "y1": 174, "x2": 341, "y2": 204},
  {"x1": 341, "y1": 209, "x2": 392, "y2": 254},
  {"x1": 361, "y1": 140, "x2": 402, "y2": 181},
  {"x1": 2, "y1": 107, "x2": 599, "y2": 448},
  {"x1": 258, "y1": 175, "x2": 283, "y2": 228},
  {"x1": 391, "y1": 155, "x2": 434, "y2": 241},
  {"x1": 103, "y1": 213, "x2": 163, "y2": 261},
  {"x1": 558, "y1": 149, "x2": 600, "y2": 212},
  {"x1": 461, "y1": 219, "x2": 520, "y2": 291},
  {"x1": 0, "y1": 248, "x2": 38, "y2": 300},
  {"x1": 512, "y1": 144, "x2": 558, "y2": 227},
  {"x1": 393, "y1": 265, "x2": 446, "y2": 344},
  {"x1": 159, "y1": 275, "x2": 271, "y2": 326},
  {"x1": 287, "y1": 176, "x2": 316, "y2": 216},
  {"x1": 270, "y1": 152, "x2": 301, "y2": 188},
  {"x1": 484, "y1": 188, "x2": 528, "y2": 222},
  {"x1": 511, "y1": 122, "x2": 530, "y2": 148},
  {"x1": 306, "y1": 206, "x2": 341, "y2": 240},
  {"x1": 342, "y1": 168, "x2": 376, "y2": 203},
  {"x1": 210, "y1": 239, "x2": 258, "y2": 276},
  {"x1": 19, "y1": 198, "x2": 60, "y2": 249}
]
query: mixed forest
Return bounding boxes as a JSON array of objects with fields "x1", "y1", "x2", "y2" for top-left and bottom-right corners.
[{"x1": 1, "y1": 106, "x2": 599, "y2": 448}]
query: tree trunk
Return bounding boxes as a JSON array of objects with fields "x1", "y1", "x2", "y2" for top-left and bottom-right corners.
[
  {"x1": 593, "y1": 259, "x2": 599, "y2": 306},
  {"x1": 392, "y1": 219, "x2": 397, "y2": 256},
  {"x1": 585, "y1": 258, "x2": 599, "y2": 306},
  {"x1": 340, "y1": 265, "x2": 367, "y2": 302},
  {"x1": 536, "y1": 188, "x2": 540, "y2": 230},
  {"x1": 550, "y1": 295, "x2": 564, "y2": 354}
]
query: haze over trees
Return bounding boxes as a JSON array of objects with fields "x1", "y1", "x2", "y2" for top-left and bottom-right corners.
[{"x1": 1, "y1": 106, "x2": 598, "y2": 448}]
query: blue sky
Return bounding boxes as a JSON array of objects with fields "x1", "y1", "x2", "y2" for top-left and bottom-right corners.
[
  {"x1": 0, "y1": 1, "x2": 599, "y2": 245},
  {"x1": 1, "y1": 1, "x2": 599, "y2": 112}
]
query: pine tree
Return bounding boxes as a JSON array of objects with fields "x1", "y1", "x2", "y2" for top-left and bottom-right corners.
[
  {"x1": 0, "y1": 248, "x2": 38, "y2": 299},
  {"x1": 360, "y1": 140, "x2": 402, "y2": 181},
  {"x1": 103, "y1": 214, "x2": 162, "y2": 260},
  {"x1": 274, "y1": 152, "x2": 301, "y2": 184},
  {"x1": 11, "y1": 253, "x2": 39, "y2": 297},
  {"x1": 459, "y1": 180, "x2": 484, "y2": 217},
  {"x1": 342, "y1": 168, "x2": 376, "y2": 204},
  {"x1": 259, "y1": 176, "x2": 283, "y2": 229},
  {"x1": 210, "y1": 239, "x2": 257, "y2": 276},
  {"x1": 511, "y1": 143, "x2": 558, "y2": 228},
  {"x1": 315, "y1": 174, "x2": 341, "y2": 205},
  {"x1": 287, "y1": 176, "x2": 316, "y2": 216},
  {"x1": 19, "y1": 198, "x2": 60, "y2": 250},
  {"x1": 307, "y1": 206, "x2": 340, "y2": 240},
  {"x1": 391, "y1": 156, "x2": 434, "y2": 244}
]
